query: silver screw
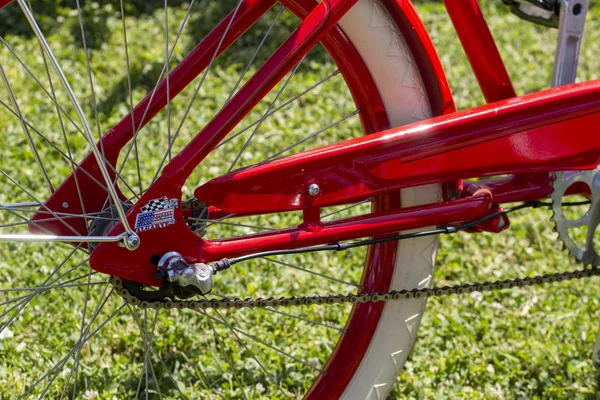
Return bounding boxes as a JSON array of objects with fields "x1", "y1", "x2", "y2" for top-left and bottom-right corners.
[
  {"x1": 308, "y1": 184, "x2": 320, "y2": 196},
  {"x1": 62, "y1": 202, "x2": 69, "y2": 209}
]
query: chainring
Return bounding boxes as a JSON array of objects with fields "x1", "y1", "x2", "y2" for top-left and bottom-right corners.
[{"x1": 551, "y1": 168, "x2": 600, "y2": 266}]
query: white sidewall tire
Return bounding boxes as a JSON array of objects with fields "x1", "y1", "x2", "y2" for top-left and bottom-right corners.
[{"x1": 334, "y1": 1, "x2": 441, "y2": 398}]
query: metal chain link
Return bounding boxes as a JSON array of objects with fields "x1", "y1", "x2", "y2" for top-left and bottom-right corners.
[
  {"x1": 112, "y1": 266, "x2": 600, "y2": 310},
  {"x1": 114, "y1": 197, "x2": 600, "y2": 310}
]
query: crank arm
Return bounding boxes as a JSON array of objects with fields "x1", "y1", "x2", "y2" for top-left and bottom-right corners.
[
  {"x1": 196, "y1": 80, "x2": 600, "y2": 214},
  {"x1": 552, "y1": 0, "x2": 589, "y2": 86}
]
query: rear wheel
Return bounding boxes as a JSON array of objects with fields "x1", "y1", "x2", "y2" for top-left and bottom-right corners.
[{"x1": 0, "y1": 0, "x2": 443, "y2": 398}]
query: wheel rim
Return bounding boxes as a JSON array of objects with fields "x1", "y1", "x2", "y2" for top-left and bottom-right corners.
[{"x1": 0, "y1": 0, "x2": 440, "y2": 398}]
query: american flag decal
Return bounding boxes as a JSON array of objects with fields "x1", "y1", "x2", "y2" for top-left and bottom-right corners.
[{"x1": 135, "y1": 197, "x2": 178, "y2": 232}]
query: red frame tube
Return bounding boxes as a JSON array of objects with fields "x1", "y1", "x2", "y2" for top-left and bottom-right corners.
[
  {"x1": 443, "y1": 0, "x2": 516, "y2": 102},
  {"x1": 202, "y1": 190, "x2": 493, "y2": 259}
]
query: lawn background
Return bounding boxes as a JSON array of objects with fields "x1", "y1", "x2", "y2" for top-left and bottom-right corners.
[{"x1": 0, "y1": 0, "x2": 598, "y2": 398}]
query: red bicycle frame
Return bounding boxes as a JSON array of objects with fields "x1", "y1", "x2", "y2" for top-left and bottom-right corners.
[{"x1": 3, "y1": 0, "x2": 595, "y2": 287}]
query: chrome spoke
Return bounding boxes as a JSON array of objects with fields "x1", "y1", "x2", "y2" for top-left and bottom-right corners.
[
  {"x1": 321, "y1": 196, "x2": 375, "y2": 220},
  {"x1": 0, "y1": 280, "x2": 102, "y2": 294},
  {"x1": 17, "y1": 0, "x2": 135, "y2": 237},
  {"x1": 119, "y1": 0, "x2": 144, "y2": 196},
  {"x1": 0, "y1": 36, "x2": 84, "y2": 135},
  {"x1": 149, "y1": 0, "x2": 245, "y2": 185},
  {"x1": 127, "y1": 306, "x2": 190, "y2": 399},
  {"x1": 19, "y1": 292, "x2": 122, "y2": 399},
  {"x1": 68, "y1": 265, "x2": 95, "y2": 399},
  {"x1": 225, "y1": 4, "x2": 285, "y2": 104},
  {"x1": 0, "y1": 255, "x2": 88, "y2": 328},
  {"x1": 187, "y1": 217, "x2": 276, "y2": 232},
  {"x1": 201, "y1": 309, "x2": 250, "y2": 400},
  {"x1": 25, "y1": 0, "x2": 88, "y2": 217},
  {"x1": 263, "y1": 307, "x2": 345, "y2": 332},
  {"x1": 261, "y1": 109, "x2": 360, "y2": 163},
  {"x1": 0, "y1": 59, "x2": 54, "y2": 193},
  {"x1": 165, "y1": 0, "x2": 172, "y2": 164},
  {"x1": 0, "y1": 98, "x2": 110, "y2": 192},
  {"x1": 208, "y1": 306, "x2": 290, "y2": 398},
  {"x1": 227, "y1": 58, "x2": 304, "y2": 173},
  {"x1": 117, "y1": 0, "x2": 197, "y2": 175},
  {"x1": 216, "y1": 69, "x2": 341, "y2": 150},
  {"x1": 263, "y1": 257, "x2": 360, "y2": 288},
  {"x1": 0, "y1": 270, "x2": 92, "y2": 309},
  {"x1": 198, "y1": 309, "x2": 325, "y2": 374},
  {"x1": 0, "y1": 169, "x2": 82, "y2": 236}
]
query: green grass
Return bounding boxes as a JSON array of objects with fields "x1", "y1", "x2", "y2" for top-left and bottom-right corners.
[{"x1": 0, "y1": 0, "x2": 599, "y2": 398}]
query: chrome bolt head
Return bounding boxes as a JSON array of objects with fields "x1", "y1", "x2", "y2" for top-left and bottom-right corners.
[
  {"x1": 62, "y1": 202, "x2": 69, "y2": 209},
  {"x1": 124, "y1": 234, "x2": 140, "y2": 250},
  {"x1": 308, "y1": 183, "x2": 320, "y2": 196}
]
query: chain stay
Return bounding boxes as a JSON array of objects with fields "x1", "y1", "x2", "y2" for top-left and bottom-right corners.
[{"x1": 113, "y1": 266, "x2": 600, "y2": 310}]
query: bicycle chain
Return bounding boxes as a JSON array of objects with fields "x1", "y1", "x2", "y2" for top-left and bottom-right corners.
[{"x1": 112, "y1": 266, "x2": 600, "y2": 310}]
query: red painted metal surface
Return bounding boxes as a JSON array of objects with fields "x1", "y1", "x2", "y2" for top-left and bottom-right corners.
[
  {"x1": 196, "y1": 80, "x2": 600, "y2": 214},
  {"x1": 90, "y1": 0, "x2": 361, "y2": 286},
  {"x1": 0, "y1": 0, "x2": 12, "y2": 10},
  {"x1": 202, "y1": 190, "x2": 492, "y2": 259},
  {"x1": 443, "y1": 0, "x2": 516, "y2": 102}
]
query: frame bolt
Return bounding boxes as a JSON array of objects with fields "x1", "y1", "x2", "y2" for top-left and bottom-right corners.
[
  {"x1": 62, "y1": 202, "x2": 69, "y2": 209},
  {"x1": 308, "y1": 184, "x2": 320, "y2": 197},
  {"x1": 124, "y1": 234, "x2": 140, "y2": 250}
]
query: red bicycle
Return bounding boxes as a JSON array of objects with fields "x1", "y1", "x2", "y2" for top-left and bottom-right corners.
[{"x1": 0, "y1": 0, "x2": 598, "y2": 397}]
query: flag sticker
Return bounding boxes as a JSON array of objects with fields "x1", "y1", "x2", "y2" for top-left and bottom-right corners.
[{"x1": 135, "y1": 196, "x2": 178, "y2": 233}]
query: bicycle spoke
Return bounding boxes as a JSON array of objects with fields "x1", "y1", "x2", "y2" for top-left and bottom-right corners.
[
  {"x1": 321, "y1": 196, "x2": 375, "y2": 220},
  {"x1": 0, "y1": 280, "x2": 102, "y2": 294},
  {"x1": 216, "y1": 69, "x2": 341, "y2": 150},
  {"x1": 0, "y1": 254, "x2": 88, "y2": 330},
  {"x1": 0, "y1": 169, "x2": 82, "y2": 236},
  {"x1": 17, "y1": 0, "x2": 134, "y2": 236},
  {"x1": 211, "y1": 307, "x2": 290, "y2": 398},
  {"x1": 117, "y1": 0, "x2": 198, "y2": 175},
  {"x1": 0, "y1": 36, "x2": 84, "y2": 135},
  {"x1": 127, "y1": 306, "x2": 191, "y2": 399},
  {"x1": 263, "y1": 307, "x2": 345, "y2": 332},
  {"x1": 199, "y1": 308, "x2": 326, "y2": 374},
  {"x1": 150, "y1": 0, "x2": 245, "y2": 185},
  {"x1": 200, "y1": 309, "x2": 250, "y2": 400},
  {"x1": 261, "y1": 109, "x2": 360, "y2": 164},
  {"x1": 165, "y1": 0, "x2": 172, "y2": 164},
  {"x1": 67, "y1": 265, "x2": 95, "y2": 399},
  {"x1": 0, "y1": 270, "x2": 92, "y2": 309},
  {"x1": 262, "y1": 257, "x2": 360, "y2": 288},
  {"x1": 225, "y1": 4, "x2": 285, "y2": 104},
  {"x1": 187, "y1": 217, "x2": 276, "y2": 232},
  {"x1": 117, "y1": 0, "x2": 143, "y2": 197},
  {"x1": 0, "y1": 98, "x2": 113, "y2": 192},
  {"x1": 19, "y1": 291, "x2": 122, "y2": 399},
  {"x1": 227, "y1": 58, "x2": 304, "y2": 173},
  {"x1": 0, "y1": 59, "x2": 54, "y2": 193}
]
